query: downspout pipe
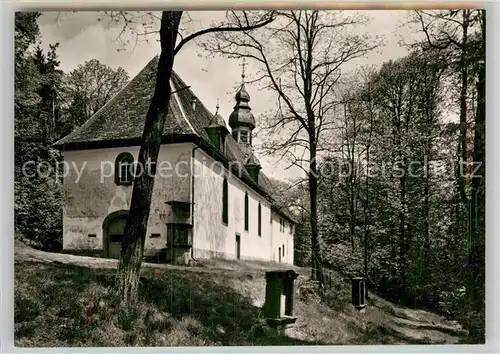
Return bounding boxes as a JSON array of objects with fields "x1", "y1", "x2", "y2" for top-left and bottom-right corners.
[{"x1": 190, "y1": 145, "x2": 200, "y2": 262}]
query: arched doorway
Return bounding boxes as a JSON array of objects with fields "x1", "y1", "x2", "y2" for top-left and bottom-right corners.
[{"x1": 103, "y1": 210, "x2": 128, "y2": 259}]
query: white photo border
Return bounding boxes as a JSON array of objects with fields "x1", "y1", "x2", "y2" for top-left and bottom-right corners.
[{"x1": 1, "y1": 1, "x2": 498, "y2": 353}]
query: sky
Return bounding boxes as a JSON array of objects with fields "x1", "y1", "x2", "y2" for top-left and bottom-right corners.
[{"x1": 37, "y1": 10, "x2": 419, "y2": 181}]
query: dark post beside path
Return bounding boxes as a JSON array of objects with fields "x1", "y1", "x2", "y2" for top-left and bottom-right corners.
[{"x1": 263, "y1": 270, "x2": 299, "y2": 335}]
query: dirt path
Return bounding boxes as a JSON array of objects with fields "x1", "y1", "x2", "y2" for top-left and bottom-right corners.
[{"x1": 14, "y1": 241, "x2": 305, "y2": 276}]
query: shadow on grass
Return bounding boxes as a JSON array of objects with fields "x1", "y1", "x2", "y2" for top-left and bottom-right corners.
[
  {"x1": 354, "y1": 324, "x2": 434, "y2": 345},
  {"x1": 15, "y1": 261, "x2": 322, "y2": 347},
  {"x1": 140, "y1": 268, "x2": 323, "y2": 345}
]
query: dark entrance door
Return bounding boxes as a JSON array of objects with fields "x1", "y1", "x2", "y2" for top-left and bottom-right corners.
[
  {"x1": 104, "y1": 212, "x2": 128, "y2": 259},
  {"x1": 235, "y1": 234, "x2": 241, "y2": 260},
  {"x1": 278, "y1": 247, "x2": 281, "y2": 263}
]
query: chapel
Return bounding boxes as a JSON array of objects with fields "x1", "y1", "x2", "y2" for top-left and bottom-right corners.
[{"x1": 55, "y1": 56, "x2": 295, "y2": 264}]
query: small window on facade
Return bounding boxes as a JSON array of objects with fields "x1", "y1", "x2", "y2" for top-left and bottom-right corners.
[
  {"x1": 208, "y1": 132, "x2": 217, "y2": 148},
  {"x1": 244, "y1": 193, "x2": 249, "y2": 231},
  {"x1": 222, "y1": 178, "x2": 228, "y2": 224},
  {"x1": 258, "y1": 203, "x2": 261, "y2": 236},
  {"x1": 150, "y1": 233, "x2": 161, "y2": 238},
  {"x1": 283, "y1": 244, "x2": 285, "y2": 256},
  {"x1": 240, "y1": 130, "x2": 248, "y2": 143},
  {"x1": 219, "y1": 134, "x2": 225, "y2": 153},
  {"x1": 289, "y1": 224, "x2": 293, "y2": 234},
  {"x1": 209, "y1": 132, "x2": 224, "y2": 152},
  {"x1": 115, "y1": 152, "x2": 134, "y2": 185},
  {"x1": 88, "y1": 234, "x2": 96, "y2": 238}
]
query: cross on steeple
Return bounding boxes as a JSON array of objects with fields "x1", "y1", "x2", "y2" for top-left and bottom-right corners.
[
  {"x1": 215, "y1": 98, "x2": 220, "y2": 115},
  {"x1": 239, "y1": 58, "x2": 247, "y2": 84}
]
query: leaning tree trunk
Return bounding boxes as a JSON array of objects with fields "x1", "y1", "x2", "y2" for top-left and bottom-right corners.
[{"x1": 115, "y1": 11, "x2": 183, "y2": 304}]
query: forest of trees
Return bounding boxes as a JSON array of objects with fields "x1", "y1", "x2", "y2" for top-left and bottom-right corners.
[
  {"x1": 14, "y1": 12, "x2": 130, "y2": 251},
  {"x1": 14, "y1": 10, "x2": 485, "y2": 343},
  {"x1": 260, "y1": 10, "x2": 485, "y2": 343}
]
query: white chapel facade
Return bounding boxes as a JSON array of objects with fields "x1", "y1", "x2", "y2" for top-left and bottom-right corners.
[{"x1": 55, "y1": 56, "x2": 295, "y2": 265}]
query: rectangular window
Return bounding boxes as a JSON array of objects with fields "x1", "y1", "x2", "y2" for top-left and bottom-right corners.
[
  {"x1": 219, "y1": 135, "x2": 225, "y2": 153},
  {"x1": 88, "y1": 234, "x2": 96, "y2": 238},
  {"x1": 240, "y1": 130, "x2": 248, "y2": 143},
  {"x1": 209, "y1": 132, "x2": 217, "y2": 148},
  {"x1": 258, "y1": 203, "x2": 261, "y2": 236},
  {"x1": 150, "y1": 233, "x2": 161, "y2": 238},
  {"x1": 167, "y1": 224, "x2": 192, "y2": 246},
  {"x1": 244, "y1": 194, "x2": 249, "y2": 231},
  {"x1": 283, "y1": 244, "x2": 285, "y2": 256},
  {"x1": 222, "y1": 179, "x2": 228, "y2": 224}
]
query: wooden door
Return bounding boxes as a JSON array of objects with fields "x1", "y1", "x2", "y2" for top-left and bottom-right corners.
[
  {"x1": 106, "y1": 215, "x2": 127, "y2": 259},
  {"x1": 235, "y1": 234, "x2": 241, "y2": 260}
]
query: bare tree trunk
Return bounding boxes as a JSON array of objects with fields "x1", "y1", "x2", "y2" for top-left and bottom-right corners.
[
  {"x1": 115, "y1": 11, "x2": 182, "y2": 304},
  {"x1": 309, "y1": 140, "x2": 323, "y2": 285},
  {"x1": 398, "y1": 168, "x2": 407, "y2": 293},
  {"x1": 470, "y1": 9, "x2": 485, "y2": 313},
  {"x1": 458, "y1": 10, "x2": 470, "y2": 205},
  {"x1": 423, "y1": 138, "x2": 430, "y2": 275},
  {"x1": 363, "y1": 144, "x2": 370, "y2": 280}
]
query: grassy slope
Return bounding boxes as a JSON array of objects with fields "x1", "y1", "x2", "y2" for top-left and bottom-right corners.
[{"x1": 14, "y1": 242, "x2": 467, "y2": 347}]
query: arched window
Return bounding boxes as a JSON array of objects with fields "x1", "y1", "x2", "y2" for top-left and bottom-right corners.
[
  {"x1": 244, "y1": 193, "x2": 249, "y2": 231},
  {"x1": 222, "y1": 178, "x2": 228, "y2": 224},
  {"x1": 258, "y1": 203, "x2": 261, "y2": 236},
  {"x1": 115, "y1": 152, "x2": 134, "y2": 185}
]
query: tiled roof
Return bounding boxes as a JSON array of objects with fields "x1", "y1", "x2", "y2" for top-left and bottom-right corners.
[{"x1": 55, "y1": 56, "x2": 296, "y2": 223}]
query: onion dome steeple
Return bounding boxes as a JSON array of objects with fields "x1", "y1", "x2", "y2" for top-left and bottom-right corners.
[{"x1": 229, "y1": 59, "x2": 256, "y2": 146}]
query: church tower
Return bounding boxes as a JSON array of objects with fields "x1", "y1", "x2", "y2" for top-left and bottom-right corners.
[
  {"x1": 229, "y1": 60, "x2": 261, "y2": 182},
  {"x1": 229, "y1": 59, "x2": 256, "y2": 152}
]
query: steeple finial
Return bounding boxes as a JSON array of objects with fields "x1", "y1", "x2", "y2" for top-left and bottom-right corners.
[
  {"x1": 239, "y1": 58, "x2": 247, "y2": 84},
  {"x1": 215, "y1": 98, "x2": 220, "y2": 115}
]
